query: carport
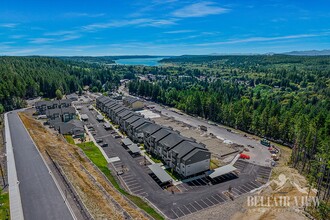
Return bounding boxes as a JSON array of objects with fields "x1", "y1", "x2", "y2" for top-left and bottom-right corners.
[
  {"x1": 121, "y1": 138, "x2": 133, "y2": 147},
  {"x1": 81, "y1": 114, "x2": 89, "y2": 121},
  {"x1": 127, "y1": 144, "x2": 141, "y2": 154},
  {"x1": 208, "y1": 164, "x2": 237, "y2": 179},
  {"x1": 148, "y1": 164, "x2": 172, "y2": 184}
]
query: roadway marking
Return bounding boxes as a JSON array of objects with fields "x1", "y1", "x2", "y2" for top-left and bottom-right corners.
[
  {"x1": 176, "y1": 207, "x2": 186, "y2": 216},
  {"x1": 194, "y1": 201, "x2": 203, "y2": 209},
  {"x1": 183, "y1": 205, "x2": 192, "y2": 214},
  {"x1": 187, "y1": 203, "x2": 198, "y2": 212},
  {"x1": 129, "y1": 185, "x2": 142, "y2": 191},
  {"x1": 171, "y1": 209, "x2": 180, "y2": 219},
  {"x1": 199, "y1": 199, "x2": 209, "y2": 208},
  {"x1": 204, "y1": 198, "x2": 215, "y2": 206}
]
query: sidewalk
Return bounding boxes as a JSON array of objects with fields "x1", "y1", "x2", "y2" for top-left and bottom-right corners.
[{"x1": 5, "y1": 112, "x2": 24, "y2": 220}]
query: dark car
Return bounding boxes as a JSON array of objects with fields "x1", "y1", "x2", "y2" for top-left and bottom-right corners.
[
  {"x1": 96, "y1": 138, "x2": 103, "y2": 143},
  {"x1": 101, "y1": 143, "x2": 108, "y2": 147},
  {"x1": 114, "y1": 135, "x2": 121, "y2": 139}
]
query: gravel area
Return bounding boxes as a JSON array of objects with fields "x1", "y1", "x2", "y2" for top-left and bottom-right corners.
[{"x1": 153, "y1": 116, "x2": 240, "y2": 157}]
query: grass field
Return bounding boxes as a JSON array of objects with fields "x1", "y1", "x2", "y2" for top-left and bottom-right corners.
[
  {"x1": 77, "y1": 142, "x2": 164, "y2": 220},
  {"x1": 0, "y1": 190, "x2": 10, "y2": 220},
  {"x1": 64, "y1": 135, "x2": 75, "y2": 145}
]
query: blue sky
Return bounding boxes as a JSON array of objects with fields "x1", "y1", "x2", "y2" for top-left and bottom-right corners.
[{"x1": 1, "y1": 0, "x2": 330, "y2": 55}]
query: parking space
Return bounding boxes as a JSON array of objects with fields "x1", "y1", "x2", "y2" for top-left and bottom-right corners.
[
  {"x1": 111, "y1": 160, "x2": 148, "y2": 197},
  {"x1": 170, "y1": 192, "x2": 228, "y2": 219}
]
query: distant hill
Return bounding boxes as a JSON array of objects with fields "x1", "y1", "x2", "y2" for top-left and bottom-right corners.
[{"x1": 282, "y1": 49, "x2": 330, "y2": 56}]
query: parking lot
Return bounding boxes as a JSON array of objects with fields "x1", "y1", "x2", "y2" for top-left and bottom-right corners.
[{"x1": 78, "y1": 104, "x2": 272, "y2": 219}]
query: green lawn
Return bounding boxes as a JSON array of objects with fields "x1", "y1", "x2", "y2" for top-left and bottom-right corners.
[
  {"x1": 64, "y1": 135, "x2": 75, "y2": 145},
  {"x1": 77, "y1": 142, "x2": 164, "y2": 220},
  {"x1": 0, "y1": 190, "x2": 10, "y2": 220},
  {"x1": 165, "y1": 168, "x2": 180, "y2": 181}
]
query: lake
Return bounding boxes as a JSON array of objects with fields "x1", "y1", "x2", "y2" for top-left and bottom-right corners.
[{"x1": 115, "y1": 57, "x2": 165, "y2": 66}]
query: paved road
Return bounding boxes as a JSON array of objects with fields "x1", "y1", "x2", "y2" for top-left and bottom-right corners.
[
  {"x1": 80, "y1": 105, "x2": 271, "y2": 219},
  {"x1": 7, "y1": 111, "x2": 74, "y2": 220}
]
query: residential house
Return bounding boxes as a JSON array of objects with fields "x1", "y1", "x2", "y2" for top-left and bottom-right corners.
[
  {"x1": 123, "y1": 115, "x2": 142, "y2": 132},
  {"x1": 126, "y1": 118, "x2": 151, "y2": 142},
  {"x1": 170, "y1": 141, "x2": 210, "y2": 176},
  {"x1": 123, "y1": 97, "x2": 144, "y2": 110},
  {"x1": 46, "y1": 107, "x2": 76, "y2": 122},
  {"x1": 54, "y1": 119, "x2": 85, "y2": 138}
]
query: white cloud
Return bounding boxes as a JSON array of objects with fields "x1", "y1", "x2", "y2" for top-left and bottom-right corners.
[
  {"x1": 172, "y1": 2, "x2": 229, "y2": 18},
  {"x1": 0, "y1": 23, "x2": 19, "y2": 28},
  {"x1": 164, "y1": 30, "x2": 194, "y2": 34},
  {"x1": 196, "y1": 33, "x2": 328, "y2": 46},
  {"x1": 82, "y1": 18, "x2": 176, "y2": 31},
  {"x1": 64, "y1": 12, "x2": 105, "y2": 18},
  {"x1": 29, "y1": 35, "x2": 81, "y2": 44}
]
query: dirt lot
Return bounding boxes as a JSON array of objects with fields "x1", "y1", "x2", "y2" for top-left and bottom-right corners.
[
  {"x1": 19, "y1": 112, "x2": 148, "y2": 220},
  {"x1": 153, "y1": 116, "x2": 240, "y2": 157}
]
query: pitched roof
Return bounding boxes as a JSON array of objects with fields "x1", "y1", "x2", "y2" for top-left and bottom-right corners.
[
  {"x1": 159, "y1": 133, "x2": 187, "y2": 150},
  {"x1": 150, "y1": 128, "x2": 173, "y2": 142},
  {"x1": 117, "y1": 109, "x2": 132, "y2": 118},
  {"x1": 125, "y1": 115, "x2": 142, "y2": 124},
  {"x1": 129, "y1": 118, "x2": 150, "y2": 129},
  {"x1": 141, "y1": 123, "x2": 162, "y2": 135},
  {"x1": 171, "y1": 141, "x2": 205, "y2": 159}
]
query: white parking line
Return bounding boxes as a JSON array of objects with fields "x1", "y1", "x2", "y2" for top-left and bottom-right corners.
[
  {"x1": 129, "y1": 185, "x2": 142, "y2": 191},
  {"x1": 194, "y1": 201, "x2": 203, "y2": 209},
  {"x1": 238, "y1": 186, "x2": 248, "y2": 193},
  {"x1": 246, "y1": 182, "x2": 257, "y2": 189},
  {"x1": 127, "y1": 182, "x2": 140, "y2": 188},
  {"x1": 132, "y1": 188, "x2": 144, "y2": 193},
  {"x1": 205, "y1": 197, "x2": 215, "y2": 205},
  {"x1": 125, "y1": 179, "x2": 137, "y2": 184},
  {"x1": 188, "y1": 203, "x2": 198, "y2": 211},
  {"x1": 184, "y1": 205, "x2": 192, "y2": 214},
  {"x1": 200, "y1": 199, "x2": 209, "y2": 207},
  {"x1": 171, "y1": 209, "x2": 180, "y2": 219},
  {"x1": 241, "y1": 185, "x2": 252, "y2": 192},
  {"x1": 177, "y1": 207, "x2": 186, "y2": 216},
  {"x1": 212, "y1": 195, "x2": 221, "y2": 203}
]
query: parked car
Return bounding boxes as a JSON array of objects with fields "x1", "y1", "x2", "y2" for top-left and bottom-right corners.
[
  {"x1": 247, "y1": 145, "x2": 254, "y2": 148},
  {"x1": 96, "y1": 138, "x2": 103, "y2": 143},
  {"x1": 101, "y1": 143, "x2": 108, "y2": 147},
  {"x1": 114, "y1": 135, "x2": 121, "y2": 139}
]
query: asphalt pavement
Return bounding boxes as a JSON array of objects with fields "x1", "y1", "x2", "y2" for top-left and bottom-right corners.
[
  {"x1": 80, "y1": 105, "x2": 271, "y2": 219},
  {"x1": 7, "y1": 111, "x2": 74, "y2": 220}
]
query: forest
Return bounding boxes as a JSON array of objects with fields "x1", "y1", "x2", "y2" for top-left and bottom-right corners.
[
  {"x1": 0, "y1": 56, "x2": 127, "y2": 112},
  {"x1": 0, "y1": 55, "x2": 329, "y2": 217},
  {"x1": 129, "y1": 55, "x2": 330, "y2": 215}
]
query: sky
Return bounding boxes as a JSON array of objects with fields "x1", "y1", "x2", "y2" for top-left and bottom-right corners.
[{"x1": 1, "y1": 0, "x2": 330, "y2": 56}]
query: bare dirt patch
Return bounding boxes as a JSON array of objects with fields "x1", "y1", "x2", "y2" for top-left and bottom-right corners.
[{"x1": 153, "y1": 116, "x2": 239, "y2": 157}]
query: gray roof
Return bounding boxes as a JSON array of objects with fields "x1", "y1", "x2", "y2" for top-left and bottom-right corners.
[
  {"x1": 148, "y1": 164, "x2": 172, "y2": 183},
  {"x1": 114, "y1": 106, "x2": 126, "y2": 114},
  {"x1": 127, "y1": 144, "x2": 141, "y2": 154},
  {"x1": 159, "y1": 133, "x2": 187, "y2": 150},
  {"x1": 124, "y1": 96, "x2": 143, "y2": 104},
  {"x1": 117, "y1": 109, "x2": 132, "y2": 118},
  {"x1": 125, "y1": 115, "x2": 142, "y2": 124},
  {"x1": 60, "y1": 107, "x2": 76, "y2": 114},
  {"x1": 103, "y1": 122, "x2": 111, "y2": 128},
  {"x1": 141, "y1": 123, "x2": 162, "y2": 135},
  {"x1": 57, "y1": 119, "x2": 84, "y2": 134},
  {"x1": 66, "y1": 93, "x2": 78, "y2": 99},
  {"x1": 171, "y1": 141, "x2": 205, "y2": 159},
  {"x1": 46, "y1": 108, "x2": 61, "y2": 116},
  {"x1": 97, "y1": 115, "x2": 104, "y2": 120},
  {"x1": 121, "y1": 138, "x2": 133, "y2": 146},
  {"x1": 105, "y1": 101, "x2": 116, "y2": 107},
  {"x1": 35, "y1": 100, "x2": 51, "y2": 107},
  {"x1": 129, "y1": 118, "x2": 150, "y2": 129},
  {"x1": 208, "y1": 164, "x2": 237, "y2": 179},
  {"x1": 96, "y1": 96, "x2": 107, "y2": 102},
  {"x1": 150, "y1": 128, "x2": 173, "y2": 142},
  {"x1": 121, "y1": 112, "x2": 136, "y2": 120},
  {"x1": 80, "y1": 114, "x2": 89, "y2": 120}
]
